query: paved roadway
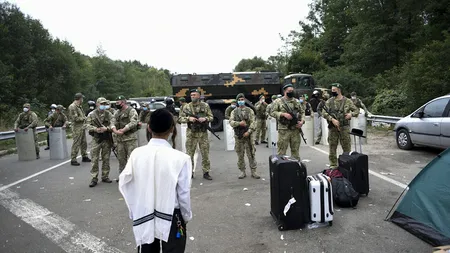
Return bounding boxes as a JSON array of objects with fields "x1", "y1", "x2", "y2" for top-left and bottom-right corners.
[{"x1": 0, "y1": 130, "x2": 442, "y2": 253}]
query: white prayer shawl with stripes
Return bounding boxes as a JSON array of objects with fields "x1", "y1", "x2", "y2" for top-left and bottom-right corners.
[{"x1": 119, "y1": 139, "x2": 191, "y2": 245}]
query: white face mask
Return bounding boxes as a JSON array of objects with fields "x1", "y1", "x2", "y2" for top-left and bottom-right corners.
[
  {"x1": 351, "y1": 96, "x2": 356, "y2": 100},
  {"x1": 51, "y1": 109, "x2": 55, "y2": 112},
  {"x1": 23, "y1": 107, "x2": 29, "y2": 112}
]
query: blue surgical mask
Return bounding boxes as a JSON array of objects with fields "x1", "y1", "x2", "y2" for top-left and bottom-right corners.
[
  {"x1": 105, "y1": 105, "x2": 110, "y2": 109},
  {"x1": 231, "y1": 104, "x2": 236, "y2": 108},
  {"x1": 237, "y1": 101, "x2": 245, "y2": 106},
  {"x1": 99, "y1": 105, "x2": 106, "y2": 110},
  {"x1": 143, "y1": 107, "x2": 148, "y2": 111}
]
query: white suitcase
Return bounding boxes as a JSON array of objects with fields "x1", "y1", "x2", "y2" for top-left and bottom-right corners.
[{"x1": 307, "y1": 174, "x2": 334, "y2": 225}]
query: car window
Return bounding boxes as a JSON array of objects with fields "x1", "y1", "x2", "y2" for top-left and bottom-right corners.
[{"x1": 423, "y1": 98, "x2": 449, "y2": 118}]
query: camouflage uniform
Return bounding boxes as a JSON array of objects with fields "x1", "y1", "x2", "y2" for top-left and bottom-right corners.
[
  {"x1": 14, "y1": 106, "x2": 40, "y2": 156},
  {"x1": 139, "y1": 106, "x2": 152, "y2": 141},
  {"x1": 265, "y1": 95, "x2": 278, "y2": 117},
  {"x1": 315, "y1": 99, "x2": 326, "y2": 144},
  {"x1": 254, "y1": 98, "x2": 268, "y2": 144},
  {"x1": 178, "y1": 101, "x2": 214, "y2": 175},
  {"x1": 112, "y1": 106, "x2": 139, "y2": 174},
  {"x1": 44, "y1": 109, "x2": 67, "y2": 128},
  {"x1": 270, "y1": 97, "x2": 306, "y2": 160},
  {"x1": 225, "y1": 104, "x2": 236, "y2": 120},
  {"x1": 68, "y1": 101, "x2": 89, "y2": 162},
  {"x1": 351, "y1": 97, "x2": 368, "y2": 115},
  {"x1": 85, "y1": 107, "x2": 114, "y2": 183},
  {"x1": 321, "y1": 96, "x2": 359, "y2": 168},
  {"x1": 229, "y1": 105, "x2": 260, "y2": 179}
]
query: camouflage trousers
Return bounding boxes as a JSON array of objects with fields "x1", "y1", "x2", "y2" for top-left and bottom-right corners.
[
  {"x1": 277, "y1": 129, "x2": 301, "y2": 160},
  {"x1": 235, "y1": 135, "x2": 257, "y2": 171},
  {"x1": 186, "y1": 131, "x2": 210, "y2": 173},
  {"x1": 328, "y1": 126, "x2": 351, "y2": 168},
  {"x1": 255, "y1": 118, "x2": 267, "y2": 142},
  {"x1": 117, "y1": 139, "x2": 137, "y2": 174},
  {"x1": 71, "y1": 126, "x2": 87, "y2": 161},
  {"x1": 90, "y1": 139, "x2": 112, "y2": 181},
  {"x1": 315, "y1": 117, "x2": 322, "y2": 143}
]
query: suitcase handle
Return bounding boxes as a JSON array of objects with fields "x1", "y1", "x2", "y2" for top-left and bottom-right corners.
[{"x1": 350, "y1": 129, "x2": 364, "y2": 153}]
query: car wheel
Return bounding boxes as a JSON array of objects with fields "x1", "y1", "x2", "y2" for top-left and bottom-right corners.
[{"x1": 396, "y1": 129, "x2": 413, "y2": 150}]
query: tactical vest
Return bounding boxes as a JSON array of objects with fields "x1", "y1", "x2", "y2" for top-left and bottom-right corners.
[
  {"x1": 233, "y1": 107, "x2": 250, "y2": 139},
  {"x1": 115, "y1": 107, "x2": 138, "y2": 134},
  {"x1": 329, "y1": 97, "x2": 349, "y2": 127},
  {"x1": 279, "y1": 98, "x2": 300, "y2": 130},
  {"x1": 186, "y1": 103, "x2": 208, "y2": 132},
  {"x1": 51, "y1": 113, "x2": 65, "y2": 127},
  {"x1": 18, "y1": 112, "x2": 35, "y2": 129}
]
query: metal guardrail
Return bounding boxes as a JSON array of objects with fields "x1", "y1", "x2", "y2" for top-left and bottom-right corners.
[
  {"x1": 367, "y1": 115, "x2": 402, "y2": 124},
  {"x1": 0, "y1": 126, "x2": 47, "y2": 141}
]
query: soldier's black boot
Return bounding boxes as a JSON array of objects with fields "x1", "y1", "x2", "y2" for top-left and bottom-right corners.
[
  {"x1": 82, "y1": 156, "x2": 91, "y2": 162},
  {"x1": 89, "y1": 180, "x2": 97, "y2": 187},
  {"x1": 71, "y1": 160, "x2": 80, "y2": 166},
  {"x1": 255, "y1": 141, "x2": 259, "y2": 145},
  {"x1": 36, "y1": 153, "x2": 40, "y2": 159},
  {"x1": 203, "y1": 172, "x2": 212, "y2": 180},
  {"x1": 102, "y1": 178, "x2": 112, "y2": 183},
  {"x1": 261, "y1": 141, "x2": 268, "y2": 144}
]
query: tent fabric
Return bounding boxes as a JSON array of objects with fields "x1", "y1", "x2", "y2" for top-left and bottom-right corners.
[{"x1": 389, "y1": 147, "x2": 450, "y2": 247}]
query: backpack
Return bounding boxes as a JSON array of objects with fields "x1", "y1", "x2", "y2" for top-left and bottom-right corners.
[
  {"x1": 323, "y1": 169, "x2": 343, "y2": 179},
  {"x1": 331, "y1": 177, "x2": 360, "y2": 208}
]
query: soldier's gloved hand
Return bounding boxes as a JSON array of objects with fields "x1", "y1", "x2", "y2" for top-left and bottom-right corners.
[
  {"x1": 49, "y1": 126, "x2": 53, "y2": 131},
  {"x1": 345, "y1": 113, "x2": 352, "y2": 120},
  {"x1": 239, "y1": 121, "x2": 247, "y2": 127},
  {"x1": 243, "y1": 132, "x2": 250, "y2": 137},
  {"x1": 24, "y1": 128, "x2": 28, "y2": 132},
  {"x1": 283, "y1": 113, "x2": 293, "y2": 120}
]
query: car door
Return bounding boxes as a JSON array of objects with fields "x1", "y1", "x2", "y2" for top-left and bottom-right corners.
[
  {"x1": 440, "y1": 101, "x2": 450, "y2": 148},
  {"x1": 408, "y1": 97, "x2": 448, "y2": 147}
]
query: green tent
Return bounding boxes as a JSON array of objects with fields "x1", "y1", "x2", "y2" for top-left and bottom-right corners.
[{"x1": 387, "y1": 148, "x2": 450, "y2": 246}]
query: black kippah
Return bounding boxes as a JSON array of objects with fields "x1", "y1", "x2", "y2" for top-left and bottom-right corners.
[{"x1": 149, "y1": 109, "x2": 173, "y2": 133}]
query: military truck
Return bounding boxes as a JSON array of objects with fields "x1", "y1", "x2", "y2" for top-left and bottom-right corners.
[{"x1": 171, "y1": 72, "x2": 316, "y2": 132}]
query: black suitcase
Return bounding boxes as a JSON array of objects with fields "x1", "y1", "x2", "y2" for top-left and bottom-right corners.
[
  {"x1": 338, "y1": 129, "x2": 370, "y2": 196},
  {"x1": 269, "y1": 155, "x2": 310, "y2": 231}
]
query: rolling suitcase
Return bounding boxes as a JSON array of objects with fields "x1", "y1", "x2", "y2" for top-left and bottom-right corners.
[
  {"x1": 338, "y1": 129, "x2": 370, "y2": 196},
  {"x1": 269, "y1": 155, "x2": 310, "y2": 231},
  {"x1": 307, "y1": 174, "x2": 334, "y2": 225}
]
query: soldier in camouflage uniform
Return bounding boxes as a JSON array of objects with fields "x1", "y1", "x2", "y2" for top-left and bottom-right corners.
[
  {"x1": 270, "y1": 84, "x2": 306, "y2": 160},
  {"x1": 254, "y1": 95, "x2": 268, "y2": 145},
  {"x1": 178, "y1": 89, "x2": 214, "y2": 180},
  {"x1": 179, "y1": 97, "x2": 187, "y2": 112},
  {"x1": 14, "y1": 103, "x2": 40, "y2": 159},
  {"x1": 44, "y1": 105, "x2": 68, "y2": 130},
  {"x1": 315, "y1": 93, "x2": 329, "y2": 144},
  {"x1": 229, "y1": 93, "x2": 260, "y2": 179},
  {"x1": 68, "y1": 93, "x2": 91, "y2": 166},
  {"x1": 105, "y1": 100, "x2": 116, "y2": 115},
  {"x1": 139, "y1": 102, "x2": 152, "y2": 141},
  {"x1": 45, "y1": 104, "x2": 57, "y2": 150},
  {"x1": 85, "y1": 97, "x2": 114, "y2": 187},
  {"x1": 322, "y1": 84, "x2": 359, "y2": 169},
  {"x1": 224, "y1": 100, "x2": 237, "y2": 120},
  {"x1": 112, "y1": 95, "x2": 139, "y2": 180},
  {"x1": 265, "y1": 95, "x2": 278, "y2": 118},
  {"x1": 350, "y1": 91, "x2": 369, "y2": 116}
]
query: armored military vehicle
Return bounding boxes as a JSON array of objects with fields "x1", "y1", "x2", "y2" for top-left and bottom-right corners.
[{"x1": 171, "y1": 72, "x2": 316, "y2": 132}]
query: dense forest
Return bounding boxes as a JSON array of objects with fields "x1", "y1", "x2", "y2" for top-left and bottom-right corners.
[
  {"x1": 234, "y1": 0, "x2": 450, "y2": 117},
  {"x1": 0, "y1": 2, "x2": 172, "y2": 129},
  {"x1": 1, "y1": 1, "x2": 450, "y2": 129}
]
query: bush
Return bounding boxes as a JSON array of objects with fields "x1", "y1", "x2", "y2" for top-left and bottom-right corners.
[{"x1": 371, "y1": 89, "x2": 409, "y2": 116}]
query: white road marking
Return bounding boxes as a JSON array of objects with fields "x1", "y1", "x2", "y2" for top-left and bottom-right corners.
[
  {"x1": 0, "y1": 153, "x2": 89, "y2": 192},
  {"x1": 0, "y1": 188, "x2": 124, "y2": 253},
  {"x1": 308, "y1": 146, "x2": 408, "y2": 189}
]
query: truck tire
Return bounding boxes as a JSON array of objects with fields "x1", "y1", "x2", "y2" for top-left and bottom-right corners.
[{"x1": 211, "y1": 109, "x2": 224, "y2": 132}]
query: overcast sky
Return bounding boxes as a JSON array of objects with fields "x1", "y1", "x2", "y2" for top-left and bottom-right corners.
[{"x1": 8, "y1": 0, "x2": 309, "y2": 73}]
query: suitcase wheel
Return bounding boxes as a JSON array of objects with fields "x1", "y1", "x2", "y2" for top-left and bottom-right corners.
[{"x1": 278, "y1": 224, "x2": 285, "y2": 231}]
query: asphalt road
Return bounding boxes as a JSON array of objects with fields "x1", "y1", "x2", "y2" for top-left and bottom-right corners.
[{"x1": 0, "y1": 130, "x2": 442, "y2": 253}]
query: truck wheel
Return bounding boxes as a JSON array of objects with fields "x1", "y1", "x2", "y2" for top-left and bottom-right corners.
[{"x1": 211, "y1": 109, "x2": 224, "y2": 132}]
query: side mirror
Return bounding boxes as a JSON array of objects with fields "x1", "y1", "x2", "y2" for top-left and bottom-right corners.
[{"x1": 418, "y1": 111, "x2": 424, "y2": 118}]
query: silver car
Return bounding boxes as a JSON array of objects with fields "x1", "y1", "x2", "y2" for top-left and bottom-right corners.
[{"x1": 394, "y1": 94, "x2": 450, "y2": 150}]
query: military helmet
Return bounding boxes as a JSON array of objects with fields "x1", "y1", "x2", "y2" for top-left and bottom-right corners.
[
  {"x1": 165, "y1": 97, "x2": 174, "y2": 105},
  {"x1": 50, "y1": 104, "x2": 57, "y2": 109},
  {"x1": 88, "y1": 100, "x2": 96, "y2": 106}
]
